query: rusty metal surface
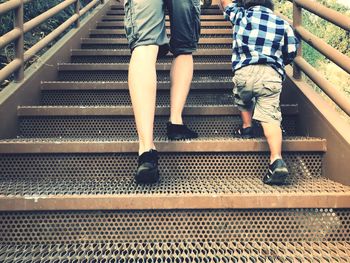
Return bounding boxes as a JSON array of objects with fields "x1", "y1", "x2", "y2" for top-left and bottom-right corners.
[
  {"x1": 57, "y1": 63, "x2": 232, "y2": 71},
  {"x1": 39, "y1": 90, "x2": 234, "y2": 106},
  {"x1": 291, "y1": 0, "x2": 350, "y2": 31},
  {"x1": 286, "y1": 67, "x2": 350, "y2": 186},
  {"x1": 1, "y1": 241, "x2": 350, "y2": 262},
  {"x1": 294, "y1": 57, "x2": 350, "y2": 116},
  {"x1": 19, "y1": 105, "x2": 298, "y2": 116},
  {"x1": 18, "y1": 116, "x2": 297, "y2": 138},
  {"x1": 58, "y1": 70, "x2": 233, "y2": 82},
  {"x1": 40, "y1": 81, "x2": 232, "y2": 91},
  {"x1": 0, "y1": 137, "x2": 326, "y2": 153},
  {"x1": 1, "y1": 209, "x2": 350, "y2": 243}
]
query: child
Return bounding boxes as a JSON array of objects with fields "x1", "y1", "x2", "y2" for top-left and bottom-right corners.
[{"x1": 220, "y1": 0, "x2": 300, "y2": 185}]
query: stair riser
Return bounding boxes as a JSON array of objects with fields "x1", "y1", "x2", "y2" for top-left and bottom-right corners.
[
  {"x1": 40, "y1": 90, "x2": 233, "y2": 106},
  {"x1": 18, "y1": 116, "x2": 297, "y2": 138},
  {"x1": 71, "y1": 55, "x2": 232, "y2": 64},
  {"x1": 0, "y1": 208, "x2": 347, "y2": 244},
  {"x1": 82, "y1": 43, "x2": 232, "y2": 50},
  {"x1": 89, "y1": 33, "x2": 232, "y2": 39},
  {"x1": 58, "y1": 70, "x2": 233, "y2": 82}
]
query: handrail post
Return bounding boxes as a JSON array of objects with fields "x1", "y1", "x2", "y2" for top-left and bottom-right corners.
[
  {"x1": 75, "y1": 0, "x2": 81, "y2": 28},
  {"x1": 293, "y1": 0, "x2": 302, "y2": 79},
  {"x1": 14, "y1": 0, "x2": 24, "y2": 82}
]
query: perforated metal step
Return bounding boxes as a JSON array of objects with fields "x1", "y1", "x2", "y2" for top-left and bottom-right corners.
[
  {"x1": 40, "y1": 81, "x2": 232, "y2": 91},
  {"x1": 1, "y1": 241, "x2": 350, "y2": 262},
  {"x1": 58, "y1": 70, "x2": 232, "y2": 82},
  {"x1": 18, "y1": 115, "x2": 297, "y2": 138},
  {"x1": 0, "y1": 137, "x2": 326, "y2": 153},
  {"x1": 1, "y1": 151, "x2": 350, "y2": 210},
  {"x1": 1, "y1": 209, "x2": 350, "y2": 243},
  {"x1": 40, "y1": 90, "x2": 233, "y2": 106}
]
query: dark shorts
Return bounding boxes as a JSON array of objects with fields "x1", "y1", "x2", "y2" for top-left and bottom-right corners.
[{"x1": 124, "y1": 0, "x2": 201, "y2": 56}]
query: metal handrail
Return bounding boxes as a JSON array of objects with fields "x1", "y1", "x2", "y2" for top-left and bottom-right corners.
[
  {"x1": 0, "y1": 0, "x2": 104, "y2": 83},
  {"x1": 284, "y1": 0, "x2": 350, "y2": 117}
]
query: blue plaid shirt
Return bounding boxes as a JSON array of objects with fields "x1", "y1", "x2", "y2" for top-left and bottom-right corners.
[{"x1": 224, "y1": 3, "x2": 299, "y2": 78}]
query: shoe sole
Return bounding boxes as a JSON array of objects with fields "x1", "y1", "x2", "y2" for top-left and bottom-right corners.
[
  {"x1": 167, "y1": 134, "x2": 198, "y2": 140},
  {"x1": 263, "y1": 168, "x2": 289, "y2": 185},
  {"x1": 135, "y1": 167, "x2": 160, "y2": 184}
]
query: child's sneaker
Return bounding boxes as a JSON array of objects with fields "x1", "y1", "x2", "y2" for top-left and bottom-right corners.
[
  {"x1": 263, "y1": 159, "x2": 289, "y2": 185},
  {"x1": 233, "y1": 126, "x2": 255, "y2": 138},
  {"x1": 167, "y1": 122, "x2": 198, "y2": 140},
  {"x1": 135, "y1": 150, "x2": 160, "y2": 184}
]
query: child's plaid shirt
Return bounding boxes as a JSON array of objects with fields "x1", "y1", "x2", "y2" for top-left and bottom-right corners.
[{"x1": 224, "y1": 3, "x2": 300, "y2": 78}]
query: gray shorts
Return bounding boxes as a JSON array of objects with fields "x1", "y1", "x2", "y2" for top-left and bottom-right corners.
[
  {"x1": 232, "y1": 65, "x2": 283, "y2": 125},
  {"x1": 124, "y1": 0, "x2": 201, "y2": 56}
]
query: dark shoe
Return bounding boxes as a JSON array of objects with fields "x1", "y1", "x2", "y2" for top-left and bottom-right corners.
[
  {"x1": 201, "y1": 0, "x2": 212, "y2": 7},
  {"x1": 263, "y1": 159, "x2": 289, "y2": 185},
  {"x1": 233, "y1": 126, "x2": 255, "y2": 139},
  {"x1": 135, "y1": 150, "x2": 160, "y2": 184},
  {"x1": 166, "y1": 122, "x2": 198, "y2": 140},
  {"x1": 233, "y1": 121, "x2": 263, "y2": 139}
]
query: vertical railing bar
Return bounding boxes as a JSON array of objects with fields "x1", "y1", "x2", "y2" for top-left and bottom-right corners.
[
  {"x1": 75, "y1": 0, "x2": 81, "y2": 28},
  {"x1": 293, "y1": 0, "x2": 302, "y2": 80},
  {"x1": 14, "y1": 0, "x2": 24, "y2": 82}
]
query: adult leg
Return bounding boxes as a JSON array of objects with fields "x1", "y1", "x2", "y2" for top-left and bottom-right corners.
[
  {"x1": 124, "y1": 0, "x2": 168, "y2": 183},
  {"x1": 165, "y1": 0, "x2": 200, "y2": 139},
  {"x1": 128, "y1": 45, "x2": 159, "y2": 155},
  {"x1": 169, "y1": 54, "x2": 193, "y2": 125}
]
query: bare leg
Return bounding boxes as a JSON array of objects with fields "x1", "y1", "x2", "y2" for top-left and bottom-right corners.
[
  {"x1": 169, "y1": 54, "x2": 193, "y2": 124},
  {"x1": 261, "y1": 122, "x2": 283, "y2": 163},
  {"x1": 128, "y1": 45, "x2": 159, "y2": 155},
  {"x1": 240, "y1": 111, "x2": 252, "y2": 128}
]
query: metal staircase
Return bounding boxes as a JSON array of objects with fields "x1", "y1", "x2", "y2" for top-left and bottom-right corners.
[{"x1": 0, "y1": 3, "x2": 350, "y2": 262}]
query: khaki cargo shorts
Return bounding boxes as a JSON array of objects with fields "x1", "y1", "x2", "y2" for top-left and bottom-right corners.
[
  {"x1": 124, "y1": 0, "x2": 201, "y2": 56},
  {"x1": 232, "y1": 64, "x2": 283, "y2": 125}
]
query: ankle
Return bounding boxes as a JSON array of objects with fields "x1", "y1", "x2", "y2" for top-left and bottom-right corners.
[
  {"x1": 169, "y1": 117, "x2": 183, "y2": 125},
  {"x1": 139, "y1": 145, "x2": 156, "y2": 156},
  {"x1": 270, "y1": 155, "x2": 282, "y2": 164},
  {"x1": 242, "y1": 123, "x2": 252, "y2": 129}
]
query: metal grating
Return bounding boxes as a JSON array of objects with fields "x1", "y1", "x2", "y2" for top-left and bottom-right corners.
[
  {"x1": 81, "y1": 44, "x2": 232, "y2": 50},
  {"x1": 40, "y1": 90, "x2": 234, "y2": 106},
  {"x1": 58, "y1": 71, "x2": 233, "y2": 82},
  {"x1": 0, "y1": 152, "x2": 334, "y2": 196},
  {"x1": 19, "y1": 116, "x2": 297, "y2": 138},
  {"x1": 1, "y1": 209, "x2": 350, "y2": 244},
  {"x1": 89, "y1": 34, "x2": 232, "y2": 39},
  {"x1": 71, "y1": 55, "x2": 232, "y2": 64},
  {"x1": 1, "y1": 242, "x2": 350, "y2": 262}
]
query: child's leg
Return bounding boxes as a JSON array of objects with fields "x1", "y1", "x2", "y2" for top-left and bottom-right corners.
[
  {"x1": 241, "y1": 111, "x2": 253, "y2": 129},
  {"x1": 261, "y1": 122, "x2": 282, "y2": 164}
]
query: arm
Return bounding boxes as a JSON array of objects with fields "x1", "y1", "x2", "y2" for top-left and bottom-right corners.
[{"x1": 282, "y1": 25, "x2": 300, "y2": 65}]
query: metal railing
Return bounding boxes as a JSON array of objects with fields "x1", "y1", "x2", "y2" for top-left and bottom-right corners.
[
  {"x1": 281, "y1": 0, "x2": 350, "y2": 116},
  {"x1": 0, "y1": 0, "x2": 104, "y2": 84}
]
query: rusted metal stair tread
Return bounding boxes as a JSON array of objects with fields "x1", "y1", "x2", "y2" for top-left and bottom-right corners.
[
  {"x1": 2, "y1": 241, "x2": 349, "y2": 262},
  {"x1": 101, "y1": 14, "x2": 226, "y2": 21},
  {"x1": 58, "y1": 63, "x2": 231, "y2": 71},
  {"x1": 0, "y1": 158, "x2": 349, "y2": 210},
  {"x1": 41, "y1": 81, "x2": 232, "y2": 91},
  {"x1": 106, "y1": 9, "x2": 222, "y2": 15},
  {"x1": 89, "y1": 29, "x2": 231, "y2": 35},
  {"x1": 0, "y1": 137, "x2": 326, "y2": 153},
  {"x1": 18, "y1": 105, "x2": 298, "y2": 116},
  {"x1": 70, "y1": 48, "x2": 232, "y2": 56},
  {"x1": 96, "y1": 21, "x2": 231, "y2": 28},
  {"x1": 81, "y1": 37, "x2": 232, "y2": 45}
]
